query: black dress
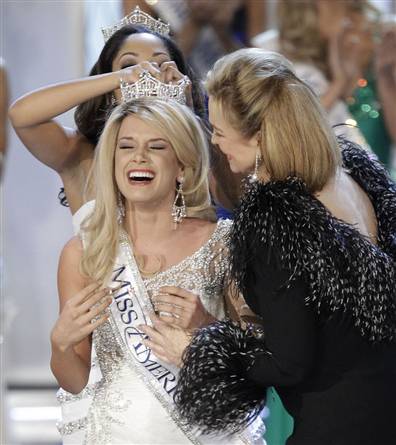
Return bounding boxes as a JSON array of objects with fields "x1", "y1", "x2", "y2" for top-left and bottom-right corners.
[{"x1": 176, "y1": 141, "x2": 396, "y2": 445}]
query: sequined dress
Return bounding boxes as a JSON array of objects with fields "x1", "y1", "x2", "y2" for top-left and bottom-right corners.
[{"x1": 83, "y1": 219, "x2": 264, "y2": 445}]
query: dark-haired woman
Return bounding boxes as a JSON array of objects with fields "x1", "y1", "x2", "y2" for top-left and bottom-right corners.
[{"x1": 9, "y1": 24, "x2": 206, "y2": 218}]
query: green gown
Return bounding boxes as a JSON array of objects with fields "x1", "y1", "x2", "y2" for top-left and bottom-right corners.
[{"x1": 347, "y1": 71, "x2": 393, "y2": 170}]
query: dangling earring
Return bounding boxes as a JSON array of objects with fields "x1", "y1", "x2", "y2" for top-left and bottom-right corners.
[
  {"x1": 172, "y1": 178, "x2": 186, "y2": 226},
  {"x1": 117, "y1": 191, "x2": 125, "y2": 225},
  {"x1": 250, "y1": 151, "x2": 261, "y2": 183}
]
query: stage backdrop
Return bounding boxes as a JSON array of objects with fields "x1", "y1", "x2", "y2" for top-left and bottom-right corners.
[{"x1": 3, "y1": 0, "x2": 84, "y2": 385}]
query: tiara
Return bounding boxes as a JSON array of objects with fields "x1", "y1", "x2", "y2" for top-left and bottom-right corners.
[
  {"x1": 102, "y1": 6, "x2": 170, "y2": 42},
  {"x1": 120, "y1": 71, "x2": 190, "y2": 105}
]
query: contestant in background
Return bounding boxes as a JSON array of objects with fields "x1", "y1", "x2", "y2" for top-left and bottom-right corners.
[
  {"x1": 0, "y1": 56, "x2": 9, "y2": 445},
  {"x1": 0, "y1": 58, "x2": 8, "y2": 180},
  {"x1": 50, "y1": 96, "x2": 265, "y2": 444},
  {"x1": 150, "y1": 49, "x2": 396, "y2": 445},
  {"x1": 124, "y1": 0, "x2": 267, "y2": 78},
  {"x1": 253, "y1": 0, "x2": 396, "y2": 173}
]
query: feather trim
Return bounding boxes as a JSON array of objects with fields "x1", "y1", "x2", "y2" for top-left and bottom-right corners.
[
  {"x1": 230, "y1": 140, "x2": 396, "y2": 343},
  {"x1": 174, "y1": 320, "x2": 267, "y2": 435}
]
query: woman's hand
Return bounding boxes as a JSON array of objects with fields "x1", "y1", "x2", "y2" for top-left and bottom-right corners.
[
  {"x1": 138, "y1": 313, "x2": 191, "y2": 367},
  {"x1": 151, "y1": 286, "x2": 215, "y2": 331},
  {"x1": 159, "y1": 61, "x2": 193, "y2": 107},
  {"x1": 375, "y1": 28, "x2": 396, "y2": 81},
  {"x1": 117, "y1": 61, "x2": 192, "y2": 106},
  {"x1": 51, "y1": 282, "x2": 113, "y2": 352},
  {"x1": 118, "y1": 61, "x2": 162, "y2": 84},
  {"x1": 327, "y1": 18, "x2": 373, "y2": 98}
]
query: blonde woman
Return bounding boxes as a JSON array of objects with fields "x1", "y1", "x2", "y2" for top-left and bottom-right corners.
[
  {"x1": 151, "y1": 49, "x2": 396, "y2": 445},
  {"x1": 253, "y1": 0, "x2": 396, "y2": 171},
  {"x1": 50, "y1": 98, "x2": 264, "y2": 444}
]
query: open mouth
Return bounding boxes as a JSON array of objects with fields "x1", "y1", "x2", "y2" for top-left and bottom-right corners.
[{"x1": 127, "y1": 169, "x2": 155, "y2": 185}]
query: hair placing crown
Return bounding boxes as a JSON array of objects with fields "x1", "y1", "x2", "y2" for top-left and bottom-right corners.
[
  {"x1": 102, "y1": 6, "x2": 170, "y2": 42},
  {"x1": 120, "y1": 71, "x2": 190, "y2": 105}
]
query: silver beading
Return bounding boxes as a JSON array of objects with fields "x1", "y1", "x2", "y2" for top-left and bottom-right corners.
[
  {"x1": 250, "y1": 150, "x2": 262, "y2": 183},
  {"x1": 120, "y1": 71, "x2": 190, "y2": 105},
  {"x1": 172, "y1": 179, "x2": 187, "y2": 225},
  {"x1": 117, "y1": 191, "x2": 125, "y2": 225},
  {"x1": 102, "y1": 6, "x2": 170, "y2": 42}
]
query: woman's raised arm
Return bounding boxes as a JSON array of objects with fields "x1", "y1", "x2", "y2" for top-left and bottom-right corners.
[{"x1": 8, "y1": 72, "x2": 119, "y2": 173}]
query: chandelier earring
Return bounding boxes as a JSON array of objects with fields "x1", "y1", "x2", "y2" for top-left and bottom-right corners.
[
  {"x1": 250, "y1": 150, "x2": 262, "y2": 183},
  {"x1": 117, "y1": 191, "x2": 125, "y2": 225},
  {"x1": 172, "y1": 178, "x2": 187, "y2": 226}
]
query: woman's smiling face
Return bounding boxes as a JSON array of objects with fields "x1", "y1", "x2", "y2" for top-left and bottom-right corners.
[
  {"x1": 208, "y1": 96, "x2": 259, "y2": 175},
  {"x1": 115, "y1": 114, "x2": 182, "y2": 210}
]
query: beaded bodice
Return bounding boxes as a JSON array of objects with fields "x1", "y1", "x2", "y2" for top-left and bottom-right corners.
[
  {"x1": 143, "y1": 219, "x2": 231, "y2": 318},
  {"x1": 94, "y1": 219, "x2": 232, "y2": 379}
]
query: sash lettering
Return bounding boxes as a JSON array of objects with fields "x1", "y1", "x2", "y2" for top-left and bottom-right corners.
[{"x1": 110, "y1": 260, "x2": 178, "y2": 397}]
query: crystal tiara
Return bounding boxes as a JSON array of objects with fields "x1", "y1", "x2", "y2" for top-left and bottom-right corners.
[
  {"x1": 120, "y1": 71, "x2": 190, "y2": 105},
  {"x1": 102, "y1": 6, "x2": 170, "y2": 42}
]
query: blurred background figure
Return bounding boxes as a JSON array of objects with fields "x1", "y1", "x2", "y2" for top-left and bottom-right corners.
[
  {"x1": 124, "y1": 0, "x2": 267, "y2": 77},
  {"x1": 1, "y1": 56, "x2": 10, "y2": 445},
  {"x1": 254, "y1": 0, "x2": 396, "y2": 177},
  {"x1": 0, "y1": 58, "x2": 8, "y2": 180}
]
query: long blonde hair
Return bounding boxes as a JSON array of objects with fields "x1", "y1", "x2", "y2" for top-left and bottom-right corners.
[
  {"x1": 81, "y1": 98, "x2": 215, "y2": 283},
  {"x1": 277, "y1": 0, "x2": 327, "y2": 74},
  {"x1": 206, "y1": 49, "x2": 342, "y2": 192},
  {"x1": 277, "y1": 0, "x2": 381, "y2": 78}
]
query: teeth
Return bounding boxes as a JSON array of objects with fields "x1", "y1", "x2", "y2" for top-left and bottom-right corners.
[{"x1": 128, "y1": 171, "x2": 155, "y2": 180}]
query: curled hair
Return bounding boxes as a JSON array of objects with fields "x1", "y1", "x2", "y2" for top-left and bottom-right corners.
[
  {"x1": 277, "y1": 0, "x2": 381, "y2": 78},
  {"x1": 74, "y1": 25, "x2": 206, "y2": 146},
  {"x1": 81, "y1": 98, "x2": 215, "y2": 282},
  {"x1": 206, "y1": 48, "x2": 341, "y2": 192},
  {"x1": 277, "y1": 0, "x2": 327, "y2": 74}
]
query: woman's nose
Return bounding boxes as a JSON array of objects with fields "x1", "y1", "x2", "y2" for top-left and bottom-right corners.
[{"x1": 132, "y1": 146, "x2": 148, "y2": 163}]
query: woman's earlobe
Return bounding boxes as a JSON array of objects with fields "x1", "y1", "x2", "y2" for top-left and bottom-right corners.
[{"x1": 256, "y1": 132, "x2": 262, "y2": 147}]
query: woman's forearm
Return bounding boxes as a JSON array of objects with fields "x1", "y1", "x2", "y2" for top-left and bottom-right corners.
[
  {"x1": 320, "y1": 79, "x2": 347, "y2": 111},
  {"x1": 50, "y1": 342, "x2": 90, "y2": 394},
  {"x1": 9, "y1": 71, "x2": 119, "y2": 128},
  {"x1": 377, "y1": 71, "x2": 396, "y2": 144}
]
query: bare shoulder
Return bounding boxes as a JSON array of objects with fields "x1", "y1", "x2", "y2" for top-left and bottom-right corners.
[
  {"x1": 183, "y1": 218, "x2": 218, "y2": 239},
  {"x1": 181, "y1": 218, "x2": 232, "y2": 248},
  {"x1": 58, "y1": 237, "x2": 88, "y2": 307},
  {"x1": 59, "y1": 236, "x2": 84, "y2": 264}
]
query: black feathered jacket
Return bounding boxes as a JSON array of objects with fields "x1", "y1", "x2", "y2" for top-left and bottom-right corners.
[{"x1": 176, "y1": 140, "x2": 396, "y2": 445}]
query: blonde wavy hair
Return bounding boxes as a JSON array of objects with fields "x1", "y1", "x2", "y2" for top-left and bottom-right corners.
[
  {"x1": 277, "y1": 0, "x2": 328, "y2": 74},
  {"x1": 206, "y1": 48, "x2": 342, "y2": 192},
  {"x1": 277, "y1": 0, "x2": 380, "y2": 77},
  {"x1": 81, "y1": 98, "x2": 215, "y2": 283}
]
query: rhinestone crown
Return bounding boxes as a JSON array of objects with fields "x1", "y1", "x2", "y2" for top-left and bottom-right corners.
[
  {"x1": 120, "y1": 71, "x2": 190, "y2": 105},
  {"x1": 102, "y1": 6, "x2": 170, "y2": 42}
]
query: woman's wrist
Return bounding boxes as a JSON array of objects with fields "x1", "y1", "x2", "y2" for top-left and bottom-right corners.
[{"x1": 50, "y1": 333, "x2": 73, "y2": 354}]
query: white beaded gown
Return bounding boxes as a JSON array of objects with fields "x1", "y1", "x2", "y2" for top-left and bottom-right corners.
[{"x1": 83, "y1": 219, "x2": 264, "y2": 444}]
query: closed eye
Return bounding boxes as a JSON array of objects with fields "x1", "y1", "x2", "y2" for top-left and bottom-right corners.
[
  {"x1": 149, "y1": 145, "x2": 167, "y2": 150},
  {"x1": 119, "y1": 145, "x2": 136, "y2": 149},
  {"x1": 120, "y1": 63, "x2": 135, "y2": 69}
]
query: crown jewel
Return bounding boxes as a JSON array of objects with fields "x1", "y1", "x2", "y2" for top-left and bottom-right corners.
[
  {"x1": 102, "y1": 6, "x2": 170, "y2": 42},
  {"x1": 120, "y1": 71, "x2": 190, "y2": 105}
]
